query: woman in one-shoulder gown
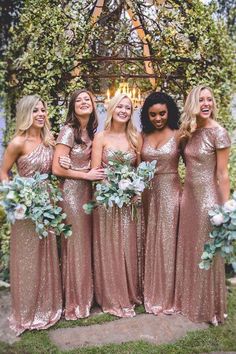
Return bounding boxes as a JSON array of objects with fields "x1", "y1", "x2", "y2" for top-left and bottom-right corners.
[
  {"x1": 0, "y1": 95, "x2": 62, "y2": 335},
  {"x1": 91, "y1": 93, "x2": 143, "y2": 317}
]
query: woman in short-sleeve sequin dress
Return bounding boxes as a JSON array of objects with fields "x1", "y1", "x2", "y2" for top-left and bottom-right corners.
[
  {"x1": 53, "y1": 89, "x2": 104, "y2": 320},
  {"x1": 175, "y1": 86, "x2": 231, "y2": 324},
  {"x1": 0, "y1": 95, "x2": 62, "y2": 336},
  {"x1": 56, "y1": 125, "x2": 93, "y2": 319}
]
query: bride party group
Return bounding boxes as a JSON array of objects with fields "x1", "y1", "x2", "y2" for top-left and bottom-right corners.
[{"x1": 0, "y1": 85, "x2": 231, "y2": 335}]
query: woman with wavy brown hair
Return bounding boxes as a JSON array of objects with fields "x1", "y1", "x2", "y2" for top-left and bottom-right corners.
[{"x1": 53, "y1": 89, "x2": 104, "y2": 320}]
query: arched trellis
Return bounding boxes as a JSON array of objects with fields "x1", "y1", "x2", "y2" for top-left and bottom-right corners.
[
  {"x1": 68, "y1": 0, "x2": 207, "y2": 97},
  {"x1": 70, "y1": 0, "x2": 179, "y2": 93}
]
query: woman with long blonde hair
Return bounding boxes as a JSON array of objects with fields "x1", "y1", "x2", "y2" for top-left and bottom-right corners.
[
  {"x1": 0, "y1": 95, "x2": 62, "y2": 335},
  {"x1": 14, "y1": 95, "x2": 54, "y2": 146},
  {"x1": 175, "y1": 85, "x2": 231, "y2": 324},
  {"x1": 91, "y1": 93, "x2": 143, "y2": 317}
]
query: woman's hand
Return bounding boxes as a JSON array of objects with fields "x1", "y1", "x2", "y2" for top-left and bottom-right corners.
[
  {"x1": 85, "y1": 168, "x2": 105, "y2": 181},
  {"x1": 131, "y1": 194, "x2": 142, "y2": 205},
  {"x1": 59, "y1": 155, "x2": 71, "y2": 170}
]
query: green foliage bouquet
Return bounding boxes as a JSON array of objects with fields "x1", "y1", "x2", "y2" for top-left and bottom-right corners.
[
  {"x1": 83, "y1": 151, "x2": 157, "y2": 215},
  {"x1": 0, "y1": 173, "x2": 72, "y2": 239},
  {"x1": 199, "y1": 192, "x2": 236, "y2": 271}
]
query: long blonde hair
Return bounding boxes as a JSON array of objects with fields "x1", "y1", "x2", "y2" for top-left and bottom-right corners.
[
  {"x1": 179, "y1": 85, "x2": 217, "y2": 138},
  {"x1": 14, "y1": 95, "x2": 54, "y2": 146},
  {"x1": 104, "y1": 93, "x2": 138, "y2": 150}
]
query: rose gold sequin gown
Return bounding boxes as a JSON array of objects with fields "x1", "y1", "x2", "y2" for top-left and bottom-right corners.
[
  {"x1": 9, "y1": 143, "x2": 62, "y2": 336},
  {"x1": 56, "y1": 125, "x2": 93, "y2": 320},
  {"x1": 175, "y1": 126, "x2": 231, "y2": 323},
  {"x1": 141, "y1": 135, "x2": 181, "y2": 314},
  {"x1": 93, "y1": 148, "x2": 142, "y2": 317}
]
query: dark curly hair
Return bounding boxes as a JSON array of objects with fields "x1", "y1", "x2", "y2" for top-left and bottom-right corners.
[
  {"x1": 141, "y1": 91, "x2": 180, "y2": 134},
  {"x1": 65, "y1": 89, "x2": 98, "y2": 144}
]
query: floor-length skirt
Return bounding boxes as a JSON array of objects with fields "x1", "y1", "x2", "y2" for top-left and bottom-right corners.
[
  {"x1": 9, "y1": 220, "x2": 62, "y2": 335},
  {"x1": 175, "y1": 177, "x2": 226, "y2": 323},
  {"x1": 143, "y1": 173, "x2": 180, "y2": 314},
  {"x1": 93, "y1": 205, "x2": 142, "y2": 317},
  {"x1": 61, "y1": 179, "x2": 93, "y2": 320}
]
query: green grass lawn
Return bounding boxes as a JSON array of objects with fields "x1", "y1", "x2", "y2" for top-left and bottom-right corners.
[{"x1": 0, "y1": 288, "x2": 236, "y2": 354}]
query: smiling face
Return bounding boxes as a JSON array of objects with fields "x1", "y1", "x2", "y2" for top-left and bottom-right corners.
[
  {"x1": 112, "y1": 97, "x2": 132, "y2": 124},
  {"x1": 197, "y1": 88, "x2": 213, "y2": 120},
  {"x1": 31, "y1": 101, "x2": 46, "y2": 129},
  {"x1": 148, "y1": 103, "x2": 168, "y2": 130},
  {"x1": 74, "y1": 92, "x2": 93, "y2": 118}
]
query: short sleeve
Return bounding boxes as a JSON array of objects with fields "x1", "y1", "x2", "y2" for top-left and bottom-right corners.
[
  {"x1": 214, "y1": 126, "x2": 231, "y2": 149},
  {"x1": 56, "y1": 125, "x2": 74, "y2": 148}
]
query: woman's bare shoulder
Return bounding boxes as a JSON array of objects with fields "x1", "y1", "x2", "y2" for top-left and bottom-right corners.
[{"x1": 7, "y1": 136, "x2": 26, "y2": 151}]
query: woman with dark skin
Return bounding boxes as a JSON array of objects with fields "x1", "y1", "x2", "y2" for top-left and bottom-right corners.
[{"x1": 141, "y1": 91, "x2": 181, "y2": 315}]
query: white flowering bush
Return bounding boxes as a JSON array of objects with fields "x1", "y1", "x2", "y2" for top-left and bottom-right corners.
[
  {"x1": 83, "y1": 151, "x2": 156, "y2": 214},
  {"x1": 199, "y1": 191, "x2": 236, "y2": 271},
  {"x1": 0, "y1": 173, "x2": 72, "y2": 239}
]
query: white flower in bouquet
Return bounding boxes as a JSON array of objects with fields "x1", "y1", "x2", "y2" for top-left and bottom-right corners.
[
  {"x1": 211, "y1": 213, "x2": 224, "y2": 226},
  {"x1": 14, "y1": 204, "x2": 27, "y2": 220},
  {"x1": 131, "y1": 178, "x2": 146, "y2": 193},
  {"x1": 6, "y1": 190, "x2": 18, "y2": 200},
  {"x1": 118, "y1": 179, "x2": 132, "y2": 191},
  {"x1": 224, "y1": 199, "x2": 236, "y2": 213}
]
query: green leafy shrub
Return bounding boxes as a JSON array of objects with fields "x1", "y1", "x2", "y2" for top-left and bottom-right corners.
[
  {"x1": 229, "y1": 143, "x2": 236, "y2": 193},
  {"x1": 0, "y1": 206, "x2": 10, "y2": 282}
]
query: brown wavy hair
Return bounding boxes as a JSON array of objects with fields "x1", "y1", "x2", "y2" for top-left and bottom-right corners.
[{"x1": 65, "y1": 89, "x2": 98, "y2": 144}]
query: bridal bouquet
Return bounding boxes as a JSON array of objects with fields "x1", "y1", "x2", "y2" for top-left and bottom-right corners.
[
  {"x1": 83, "y1": 150, "x2": 157, "y2": 215},
  {"x1": 0, "y1": 173, "x2": 72, "y2": 239},
  {"x1": 199, "y1": 191, "x2": 236, "y2": 271}
]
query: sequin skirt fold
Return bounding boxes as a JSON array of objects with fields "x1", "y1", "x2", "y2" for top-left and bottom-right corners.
[
  {"x1": 93, "y1": 205, "x2": 142, "y2": 317},
  {"x1": 175, "y1": 179, "x2": 227, "y2": 323},
  {"x1": 61, "y1": 178, "x2": 93, "y2": 320},
  {"x1": 9, "y1": 220, "x2": 62, "y2": 335},
  {"x1": 143, "y1": 173, "x2": 181, "y2": 314}
]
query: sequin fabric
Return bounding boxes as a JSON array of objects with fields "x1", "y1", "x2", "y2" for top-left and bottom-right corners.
[
  {"x1": 141, "y1": 135, "x2": 181, "y2": 314},
  {"x1": 93, "y1": 148, "x2": 142, "y2": 317},
  {"x1": 56, "y1": 125, "x2": 93, "y2": 319},
  {"x1": 9, "y1": 143, "x2": 62, "y2": 336},
  {"x1": 175, "y1": 126, "x2": 231, "y2": 323}
]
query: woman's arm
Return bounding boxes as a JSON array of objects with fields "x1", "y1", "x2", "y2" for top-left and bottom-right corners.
[
  {"x1": 91, "y1": 132, "x2": 104, "y2": 168},
  {"x1": 52, "y1": 144, "x2": 104, "y2": 181},
  {"x1": 0, "y1": 139, "x2": 23, "y2": 181},
  {"x1": 136, "y1": 133, "x2": 143, "y2": 165},
  {"x1": 216, "y1": 147, "x2": 230, "y2": 204}
]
